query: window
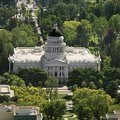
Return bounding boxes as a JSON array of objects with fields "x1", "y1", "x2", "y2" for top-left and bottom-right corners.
[{"x1": 55, "y1": 71, "x2": 57, "y2": 77}]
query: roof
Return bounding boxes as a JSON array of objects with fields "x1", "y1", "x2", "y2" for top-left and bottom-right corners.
[
  {"x1": 66, "y1": 47, "x2": 99, "y2": 63},
  {"x1": 15, "y1": 109, "x2": 37, "y2": 116},
  {"x1": 8, "y1": 46, "x2": 100, "y2": 64},
  {"x1": 9, "y1": 46, "x2": 44, "y2": 63},
  {"x1": 0, "y1": 85, "x2": 10, "y2": 93},
  {"x1": 48, "y1": 24, "x2": 62, "y2": 37}
]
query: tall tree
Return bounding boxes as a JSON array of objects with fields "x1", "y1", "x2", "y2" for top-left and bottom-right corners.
[
  {"x1": 74, "y1": 20, "x2": 91, "y2": 47},
  {"x1": 73, "y1": 88, "x2": 112, "y2": 120},
  {"x1": 67, "y1": 3, "x2": 78, "y2": 20},
  {"x1": 109, "y1": 14, "x2": 120, "y2": 33},
  {"x1": 63, "y1": 21, "x2": 80, "y2": 45},
  {"x1": 0, "y1": 29, "x2": 13, "y2": 73},
  {"x1": 45, "y1": 76, "x2": 58, "y2": 100},
  {"x1": 104, "y1": 0, "x2": 115, "y2": 20},
  {"x1": 54, "y1": 2, "x2": 68, "y2": 22},
  {"x1": 94, "y1": 17, "x2": 108, "y2": 46}
]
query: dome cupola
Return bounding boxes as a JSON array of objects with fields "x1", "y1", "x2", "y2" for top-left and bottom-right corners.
[{"x1": 48, "y1": 23, "x2": 62, "y2": 37}]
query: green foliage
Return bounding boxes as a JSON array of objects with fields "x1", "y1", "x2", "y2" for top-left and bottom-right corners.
[
  {"x1": 0, "y1": 95, "x2": 10, "y2": 103},
  {"x1": 94, "y1": 17, "x2": 108, "y2": 41},
  {"x1": 105, "y1": 80, "x2": 119, "y2": 98},
  {"x1": 0, "y1": 29, "x2": 13, "y2": 73},
  {"x1": 67, "y1": 3, "x2": 78, "y2": 20},
  {"x1": 110, "y1": 40, "x2": 120, "y2": 67},
  {"x1": 109, "y1": 14, "x2": 120, "y2": 34},
  {"x1": 43, "y1": 99, "x2": 66, "y2": 120},
  {"x1": 103, "y1": 67, "x2": 120, "y2": 84},
  {"x1": 18, "y1": 68, "x2": 48, "y2": 86},
  {"x1": 103, "y1": 56, "x2": 111, "y2": 68},
  {"x1": 68, "y1": 68, "x2": 103, "y2": 88},
  {"x1": 12, "y1": 24, "x2": 38, "y2": 47},
  {"x1": 45, "y1": 76, "x2": 58, "y2": 100},
  {"x1": 54, "y1": 2, "x2": 68, "y2": 22},
  {"x1": 104, "y1": 0, "x2": 120, "y2": 20},
  {"x1": 74, "y1": 20, "x2": 92, "y2": 47},
  {"x1": 0, "y1": 7, "x2": 16, "y2": 29},
  {"x1": 11, "y1": 86, "x2": 47, "y2": 110},
  {"x1": 63, "y1": 21, "x2": 80, "y2": 45},
  {"x1": 41, "y1": 14, "x2": 61, "y2": 37},
  {"x1": 1, "y1": 73, "x2": 25, "y2": 87},
  {"x1": 73, "y1": 88, "x2": 112, "y2": 120}
]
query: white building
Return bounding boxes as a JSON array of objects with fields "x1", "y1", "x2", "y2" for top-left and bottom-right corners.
[
  {"x1": 0, "y1": 85, "x2": 14, "y2": 97},
  {"x1": 8, "y1": 24, "x2": 101, "y2": 84}
]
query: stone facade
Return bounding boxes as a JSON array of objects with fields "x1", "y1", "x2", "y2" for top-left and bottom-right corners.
[{"x1": 8, "y1": 25, "x2": 101, "y2": 83}]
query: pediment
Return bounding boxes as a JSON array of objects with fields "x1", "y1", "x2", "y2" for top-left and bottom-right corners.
[{"x1": 44, "y1": 59, "x2": 68, "y2": 66}]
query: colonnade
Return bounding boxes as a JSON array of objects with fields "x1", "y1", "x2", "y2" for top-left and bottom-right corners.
[
  {"x1": 45, "y1": 66, "x2": 68, "y2": 78},
  {"x1": 46, "y1": 47, "x2": 63, "y2": 53}
]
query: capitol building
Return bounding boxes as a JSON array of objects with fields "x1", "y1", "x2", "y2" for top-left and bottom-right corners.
[{"x1": 8, "y1": 24, "x2": 101, "y2": 83}]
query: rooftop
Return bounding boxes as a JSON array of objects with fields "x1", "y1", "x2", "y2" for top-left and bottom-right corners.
[
  {"x1": 9, "y1": 46, "x2": 44, "y2": 63},
  {"x1": 0, "y1": 85, "x2": 14, "y2": 97},
  {"x1": 8, "y1": 46, "x2": 99, "y2": 63},
  {"x1": 66, "y1": 47, "x2": 97, "y2": 63}
]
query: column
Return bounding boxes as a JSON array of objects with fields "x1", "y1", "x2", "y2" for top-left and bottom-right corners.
[
  {"x1": 57, "y1": 67, "x2": 59, "y2": 77},
  {"x1": 9, "y1": 62, "x2": 11, "y2": 73},
  {"x1": 53, "y1": 67, "x2": 55, "y2": 76},
  {"x1": 52, "y1": 67, "x2": 54, "y2": 76},
  {"x1": 65, "y1": 67, "x2": 68, "y2": 78},
  {"x1": 49, "y1": 67, "x2": 51, "y2": 76}
]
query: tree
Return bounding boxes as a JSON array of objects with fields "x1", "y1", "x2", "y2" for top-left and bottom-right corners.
[
  {"x1": 89, "y1": 81, "x2": 97, "y2": 89},
  {"x1": 94, "y1": 17, "x2": 108, "y2": 45},
  {"x1": 45, "y1": 76, "x2": 58, "y2": 100},
  {"x1": 103, "y1": 67, "x2": 120, "y2": 87},
  {"x1": 103, "y1": 56, "x2": 111, "y2": 68},
  {"x1": 0, "y1": 7, "x2": 16, "y2": 29},
  {"x1": 18, "y1": 68, "x2": 48, "y2": 86},
  {"x1": 105, "y1": 80, "x2": 119, "y2": 98},
  {"x1": 103, "y1": 27, "x2": 117, "y2": 54},
  {"x1": 41, "y1": 15, "x2": 61, "y2": 38},
  {"x1": 11, "y1": 86, "x2": 47, "y2": 110},
  {"x1": 54, "y1": 2, "x2": 68, "y2": 22},
  {"x1": 73, "y1": 88, "x2": 112, "y2": 120},
  {"x1": 43, "y1": 99, "x2": 66, "y2": 120},
  {"x1": 74, "y1": 20, "x2": 91, "y2": 47},
  {"x1": 109, "y1": 14, "x2": 120, "y2": 33},
  {"x1": 110, "y1": 40, "x2": 120, "y2": 67},
  {"x1": 0, "y1": 95, "x2": 10, "y2": 103},
  {"x1": 67, "y1": 3, "x2": 78, "y2": 20},
  {"x1": 104, "y1": 0, "x2": 120, "y2": 20},
  {"x1": 68, "y1": 68, "x2": 103, "y2": 88},
  {"x1": 92, "y1": 3, "x2": 103, "y2": 18},
  {"x1": 12, "y1": 24, "x2": 38, "y2": 47},
  {"x1": 63, "y1": 21, "x2": 80, "y2": 45},
  {"x1": 2, "y1": 73, "x2": 25, "y2": 87},
  {"x1": 104, "y1": 0, "x2": 115, "y2": 20},
  {"x1": 0, "y1": 29, "x2": 13, "y2": 73}
]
